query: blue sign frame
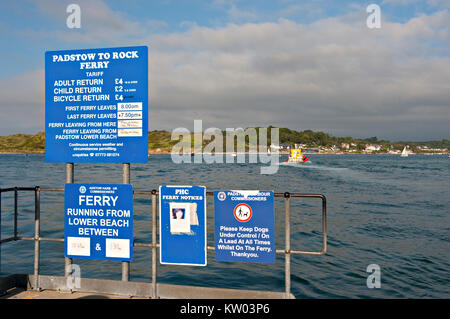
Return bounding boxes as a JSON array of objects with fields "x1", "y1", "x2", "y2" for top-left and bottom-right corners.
[
  {"x1": 214, "y1": 190, "x2": 275, "y2": 263},
  {"x1": 64, "y1": 183, "x2": 133, "y2": 261},
  {"x1": 45, "y1": 46, "x2": 148, "y2": 163},
  {"x1": 159, "y1": 185, "x2": 207, "y2": 266}
]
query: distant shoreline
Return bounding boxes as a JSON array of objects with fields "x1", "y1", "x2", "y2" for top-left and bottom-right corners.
[
  {"x1": 1, "y1": 130, "x2": 448, "y2": 156},
  {"x1": 0, "y1": 151, "x2": 44, "y2": 154},
  {"x1": 1, "y1": 151, "x2": 448, "y2": 155}
]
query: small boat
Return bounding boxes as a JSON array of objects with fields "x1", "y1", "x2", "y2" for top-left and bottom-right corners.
[
  {"x1": 401, "y1": 146, "x2": 408, "y2": 157},
  {"x1": 285, "y1": 148, "x2": 308, "y2": 163}
]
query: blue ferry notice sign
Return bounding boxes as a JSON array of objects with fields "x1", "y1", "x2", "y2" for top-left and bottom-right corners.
[
  {"x1": 45, "y1": 46, "x2": 148, "y2": 163},
  {"x1": 64, "y1": 183, "x2": 133, "y2": 261},
  {"x1": 214, "y1": 190, "x2": 275, "y2": 263},
  {"x1": 159, "y1": 185, "x2": 207, "y2": 266}
]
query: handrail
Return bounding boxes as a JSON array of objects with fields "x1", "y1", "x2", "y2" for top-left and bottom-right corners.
[{"x1": 0, "y1": 186, "x2": 327, "y2": 298}]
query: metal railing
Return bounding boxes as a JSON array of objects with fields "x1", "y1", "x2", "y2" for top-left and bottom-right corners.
[{"x1": 0, "y1": 186, "x2": 327, "y2": 298}]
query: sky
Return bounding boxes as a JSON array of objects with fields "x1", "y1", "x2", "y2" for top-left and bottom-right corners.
[{"x1": 0, "y1": 0, "x2": 449, "y2": 141}]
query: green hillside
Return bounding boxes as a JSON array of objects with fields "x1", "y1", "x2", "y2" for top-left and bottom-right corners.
[
  {"x1": 0, "y1": 132, "x2": 45, "y2": 153},
  {"x1": 0, "y1": 129, "x2": 448, "y2": 154}
]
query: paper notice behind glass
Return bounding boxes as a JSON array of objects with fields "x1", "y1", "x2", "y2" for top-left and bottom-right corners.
[
  {"x1": 189, "y1": 203, "x2": 198, "y2": 226},
  {"x1": 169, "y1": 202, "x2": 199, "y2": 233},
  {"x1": 169, "y1": 202, "x2": 191, "y2": 233}
]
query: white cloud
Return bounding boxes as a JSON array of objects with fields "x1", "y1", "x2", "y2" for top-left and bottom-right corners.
[
  {"x1": 0, "y1": 69, "x2": 44, "y2": 133},
  {"x1": 145, "y1": 13, "x2": 450, "y2": 139},
  {"x1": 2, "y1": 2, "x2": 450, "y2": 140},
  {"x1": 227, "y1": 4, "x2": 260, "y2": 22},
  {"x1": 382, "y1": 0, "x2": 450, "y2": 8},
  {"x1": 27, "y1": 0, "x2": 149, "y2": 44}
]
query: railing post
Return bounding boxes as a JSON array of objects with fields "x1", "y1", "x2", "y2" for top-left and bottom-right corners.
[
  {"x1": 122, "y1": 163, "x2": 130, "y2": 282},
  {"x1": 0, "y1": 190, "x2": 2, "y2": 274},
  {"x1": 65, "y1": 163, "x2": 74, "y2": 184},
  {"x1": 322, "y1": 196, "x2": 327, "y2": 255},
  {"x1": 65, "y1": 163, "x2": 73, "y2": 279},
  {"x1": 14, "y1": 187, "x2": 18, "y2": 239},
  {"x1": 33, "y1": 186, "x2": 41, "y2": 291},
  {"x1": 284, "y1": 192, "x2": 291, "y2": 298},
  {"x1": 151, "y1": 189, "x2": 158, "y2": 298}
]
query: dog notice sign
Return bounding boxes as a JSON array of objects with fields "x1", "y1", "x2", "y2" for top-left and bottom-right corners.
[{"x1": 214, "y1": 190, "x2": 275, "y2": 263}]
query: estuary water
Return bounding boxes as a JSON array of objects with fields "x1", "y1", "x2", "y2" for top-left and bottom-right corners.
[{"x1": 0, "y1": 153, "x2": 449, "y2": 298}]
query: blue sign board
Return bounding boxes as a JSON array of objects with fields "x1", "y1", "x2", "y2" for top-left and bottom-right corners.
[
  {"x1": 45, "y1": 46, "x2": 148, "y2": 163},
  {"x1": 65, "y1": 183, "x2": 133, "y2": 261},
  {"x1": 159, "y1": 185, "x2": 207, "y2": 266},
  {"x1": 214, "y1": 190, "x2": 275, "y2": 263}
]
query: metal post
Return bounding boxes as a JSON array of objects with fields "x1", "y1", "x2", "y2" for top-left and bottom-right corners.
[
  {"x1": 322, "y1": 196, "x2": 327, "y2": 255},
  {"x1": 122, "y1": 163, "x2": 130, "y2": 282},
  {"x1": 66, "y1": 163, "x2": 74, "y2": 184},
  {"x1": 151, "y1": 190, "x2": 158, "y2": 298},
  {"x1": 65, "y1": 163, "x2": 74, "y2": 278},
  {"x1": 284, "y1": 192, "x2": 291, "y2": 298},
  {"x1": 33, "y1": 186, "x2": 41, "y2": 291},
  {"x1": 0, "y1": 191, "x2": 2, "y2": 274},
  {"x1": 14, "y1": 187, "x2": 18, "y2": 239}
]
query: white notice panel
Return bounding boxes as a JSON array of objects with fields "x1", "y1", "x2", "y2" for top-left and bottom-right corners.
[
  {"x1": 67, "y1": 236, "x2": 91, "y2": 256},
  {"x1": 106, "y1": 238, "x2": 131, "y2": 259},
  {"x1": 118, "y1": 128, "x2": 143, "y2": 137}
]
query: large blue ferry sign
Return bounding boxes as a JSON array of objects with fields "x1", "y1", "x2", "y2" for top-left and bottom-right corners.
[
  {"x1": 45, "y1": 46, "x2": 148, "y2": 163},
  {"x1": 64, "y1": 183, "x2": 133, "y2": 261}
]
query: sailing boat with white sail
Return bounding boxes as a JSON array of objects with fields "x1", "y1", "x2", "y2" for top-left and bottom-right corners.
[{"x1": 401, "y1": 146, "x2": 408, "y2": 157}]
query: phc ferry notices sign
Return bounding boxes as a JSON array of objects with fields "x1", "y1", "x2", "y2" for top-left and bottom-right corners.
[
  {"x1": 159, "y1": 185, "x2": 207, "y2": 266},
  {"x1": 214, "y1": 190, "x2": 275, "y2": 263},
  {"x1": 45, "y1": 46, "x2": 148, "y2": 163},
  {"x1": 64, "y1": 183, "x2": 133, "y2": 261}
]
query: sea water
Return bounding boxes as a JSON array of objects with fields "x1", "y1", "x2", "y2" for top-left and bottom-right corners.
[{"x1": 0, "y1": 153, "x2": 448, "y2": 298}]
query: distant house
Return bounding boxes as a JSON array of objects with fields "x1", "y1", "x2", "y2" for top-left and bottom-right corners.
[
  {"x1": 269, "y1": 144, "x2": 281, "y2": 150},
  {"x1": 341, "y1": 143, "x2": 350, "y2": 150},
  {"x1": 365, "y1": 144, "x2": 381, "y2": 152},
  {"x1": 304, "y1": 147, "x2": 320, "y2": 153}
]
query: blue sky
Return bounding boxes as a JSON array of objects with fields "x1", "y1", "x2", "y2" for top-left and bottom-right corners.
[
  {"x1": 0, "y1": 0, "x2": 447, "y2": 77},
  {"x1": 0, "y1": 0, "x2": 449, "y2": 140}
]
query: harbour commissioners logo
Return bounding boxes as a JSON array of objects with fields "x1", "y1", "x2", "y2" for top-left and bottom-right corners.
[
  {"x1": 170, "y1": 120, "x2": 280, "y2": 175},
  {"x1": 217, "y1": 192, "x2": 227, "y2": 201}
]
